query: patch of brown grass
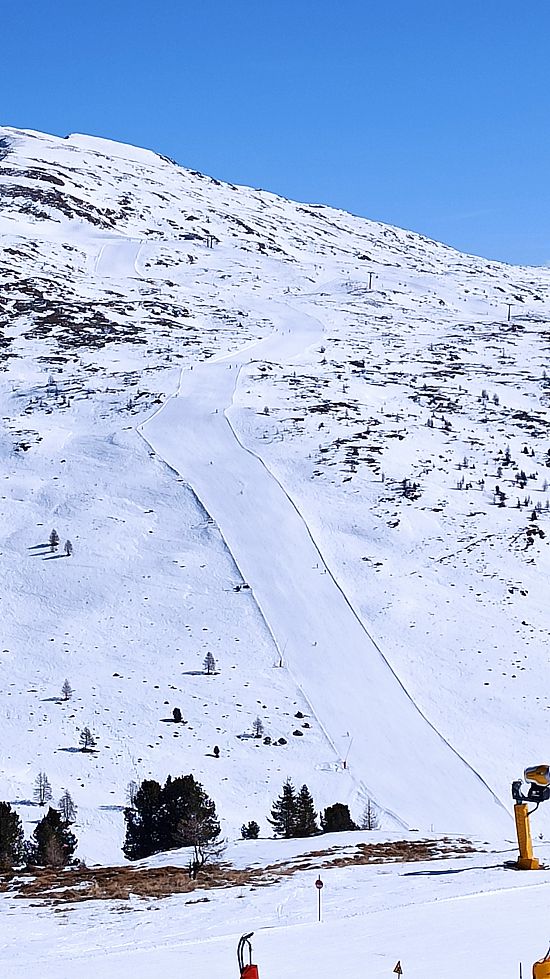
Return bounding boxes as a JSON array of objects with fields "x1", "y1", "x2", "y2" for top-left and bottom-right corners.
[{"x1": 0, "y1": 837, "x2": 476, "y2": 905}]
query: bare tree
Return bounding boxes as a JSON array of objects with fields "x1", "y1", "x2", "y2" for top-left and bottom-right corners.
[
  {"x1": 58, "y1": 789, "x2": 77, "y2": 824},
  {"x1": 203, "y1": 651, "x2": 216, "y2": 675},
  {"x1": 61, "y1": 679, "x2": 73, "y2": 701},
  {"x1": 126, "y1": 780, "x2": 139, "y2": 806},
  {"x1": 252, "y1": 716, "x2": 264, "y2": 738},
  {"x1": 361, "y1": 798, "x2": 380, "y2": 831},
  {"x1": 79, "y1": 727, "x2": 97, "y2": 752},
  {"x1": 34, "y1": 771, "x2": 52, "y2": 807},
  {"x1": 49, "y1": 529, "x2": 59, "y2": 552},
  {"x1": 176, "y1": 812, "x2": 224, "y2": 880}
]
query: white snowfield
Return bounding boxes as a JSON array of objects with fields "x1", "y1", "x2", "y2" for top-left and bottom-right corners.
[
  {"x1": 3, "y1": 835, "x2": 550, "y2": 978},
  {"x1": 1, "y1": 124, "x2": 550, "y2": 974},
  {"x1": 142, "y1": 304, "x2": 508, "y2": 834}
]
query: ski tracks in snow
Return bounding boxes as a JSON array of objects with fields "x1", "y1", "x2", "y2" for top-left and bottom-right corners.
[{"x1": 138, "y1": 298, "x2": 510, "y2": 835}]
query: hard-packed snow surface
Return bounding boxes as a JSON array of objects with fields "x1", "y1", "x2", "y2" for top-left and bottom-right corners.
[{"x1": 1, "y1": 125, "x2": 550, "y2": 873}]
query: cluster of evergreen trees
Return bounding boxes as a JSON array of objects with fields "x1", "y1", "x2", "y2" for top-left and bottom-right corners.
[
  {"x1": 0, "y1": 802, "x2": 77, "y2": 870},
  {"x1": 0, "y1": 771, "x2": 379, "y2": 874},
  {"x1": 268, "y1": 779, "x2": 368, "y2": 838},
  {"x1": 123, "y1": 774, "x2": 220, "y2": 869},
  {"x1": 124, "y1": 773, "x2": 378, "y2": 866}
]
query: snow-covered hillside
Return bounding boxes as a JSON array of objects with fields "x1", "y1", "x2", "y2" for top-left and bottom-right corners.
[{"x1": 1, "y1": 126, "x2": 550, "y2": 864}]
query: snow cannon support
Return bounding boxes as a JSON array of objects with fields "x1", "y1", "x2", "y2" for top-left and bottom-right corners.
[
  {"x1": 532, "y1": 943, "x2": 550, "y2": 978},
  {"x1": 511, "y1": 767, "x2": 550, "y2": 870},
  {"x1": 238, "y1": 932, "x2": 260, "y2": 979}
]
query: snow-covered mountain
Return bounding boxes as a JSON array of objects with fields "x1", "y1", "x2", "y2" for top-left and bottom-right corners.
[{"x1": 1, "y1": 125, "x2": 550, "y2": 863}]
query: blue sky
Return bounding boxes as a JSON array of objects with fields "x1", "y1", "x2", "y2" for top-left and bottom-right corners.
[{"x1": 2, "y1": 0, "x2": 549, "y2": 265}]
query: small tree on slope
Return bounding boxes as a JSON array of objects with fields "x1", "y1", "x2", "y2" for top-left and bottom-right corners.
[
  {"x1": 268, "y1": 779, "x2": 297, "y2": 838},
  {"x1": 32, "y1": 808, "x2": 77, "y2": 868},
  {"x1": 294, "y1": 784, "x2": 319, "y2": 837},
  {"x1": 58, "y1": 790, "x2": 77, "y2": 825},
  {"x1": 321, "y1": 802, "x2": 357, "y2": 834},
  {"x1": 34, "y1": 771, "x2": 52, "y2": 807}
]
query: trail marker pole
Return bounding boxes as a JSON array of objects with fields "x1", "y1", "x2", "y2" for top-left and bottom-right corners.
[{"x1": 315, "y1": 875, "x2": 323, "y2": 922}]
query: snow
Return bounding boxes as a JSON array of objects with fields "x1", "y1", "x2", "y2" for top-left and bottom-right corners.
[{"x1": 1, "y1": 123, "x2": 550, "y2": 973}]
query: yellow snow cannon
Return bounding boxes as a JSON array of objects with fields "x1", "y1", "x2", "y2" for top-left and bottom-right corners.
[
  {"x1": 511, "y1": 766, "x2": 550, "y2": 870},
  {"x1": 533, "y1": 942, "x2": 550, "y2": 978}
]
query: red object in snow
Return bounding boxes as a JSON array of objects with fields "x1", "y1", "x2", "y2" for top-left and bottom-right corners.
[{"x1": 238, "y1": 934, "x2": 260, "y2": 979}]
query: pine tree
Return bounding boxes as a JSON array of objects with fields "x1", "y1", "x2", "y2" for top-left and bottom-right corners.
[
  {"x1": 79, "y1": 726, "x2": 96, "y2": 752},
  {"x1": 361, "y1": 798, "x2": 380, "y2": 830},
  {"x1": 203, "y1": 651, "x2": 216, "y2": 675},
  {"x1": 49, "y1": 529, "x2": 59, "y2": 552},
  {"x1": 294, "y1": 784, "x2": 319, "y2": 837},
  {"x1": 61, "y1": 679, "x2": 73, "y2": 701},
  {"x1": 241, "y1": 820, "x2": 260, "y2": 840},
  {"x1": 34, "y1": 771, "x2": 52, "y2": 807},
  {"x1": 32, "y1": 807, "x2": 77, "y2": 867},
  {"x1": 123, "y1": 774, "x2": 220, "y2": 862},
  {"x1": 320, "y1": 802, "x2": 357, "y2": 833},
  {"x1": 64, "y1": 539, "x2": 73, "y2": 557},
  {"x1": 0, "y1": 802, "x2": 24, "y2": 869},
  {"x1": 58, "y1": 790, "x2": 77, "y2": 825},
  {"x1": 123, "y1": 779, "x2": 163, "y2": 860},
  {"x1": 252, "y1": 716, "x2": 264, "y2": 738},
  {"x1": 268, "y1": 779, "x2": 297, "y2": 838}
]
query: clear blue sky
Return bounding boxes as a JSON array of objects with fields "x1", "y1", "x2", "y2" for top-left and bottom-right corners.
[{"x1": 3, "y1": 0, "x2": 549, "y2": 265}]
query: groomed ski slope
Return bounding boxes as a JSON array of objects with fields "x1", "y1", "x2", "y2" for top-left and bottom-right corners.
[{"x1": 142, "y1": 299, "x2": 510, "y2": 835}]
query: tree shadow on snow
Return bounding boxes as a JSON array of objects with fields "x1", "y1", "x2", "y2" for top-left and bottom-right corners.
[
  {"x1": 28, "y1": 543, "x2": 50, "y2": 551},
  {"x1": 42, "y1": 554, "x2": 67, "y2": 561}
]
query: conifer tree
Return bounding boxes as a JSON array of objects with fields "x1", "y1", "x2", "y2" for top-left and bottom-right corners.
[
  {"x1": 252, "y1": 717, "x2": 264, "y2": 738},
  {"x1": 58, "y1": 789, "x2": 77, "y2": 825},
  {"x1": 268, "y1": 779, "x2": 297, "y2": 838},
  {"x1": 49, "y1": 529, "x2": 59, "y2": 552},
  {"x1": 61, "y1": 679, "x2": 73, "y2": 701},
  {"x1": 123, "y1": 779, "x2": 163, "y2": 860},
  {"x1": 320, "y1": 802, "x2": 357, "y2": 834},
  {"x1": 0, "y1": 802, "x2": 24, "y2": 869},
  {"x1": 34, "y1": 771, "x2": 52, "y2": 807},
  {"x1": 123, "y1": 774, "x2": 220, "y2": 861},
  {"x1": 79, "y1": 726, "x2": 96, "y2": 752},
  {"x1": 203, "y1": 652, "x2": 216, "y2": 675},
  {"x1": 361, "y1": 798, "x2": 380, "y2": 830},
  {"x1": 32, "y1": 807, "x2": 77, "y2": 867},
  {"x1": 294, "y1": 784, "x2": 319, "y2": 837},
  {"x1": 241, "y1": 820, "x2": 260, "y2": 840}
]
